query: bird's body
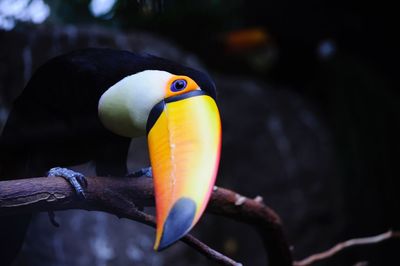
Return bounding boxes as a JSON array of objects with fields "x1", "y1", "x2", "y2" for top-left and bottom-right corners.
[
  {"x1": 0, "y1": 48, "x2": 215, "y2": 179},
  {"x1": 1, "y1": 48, "x2": 135, "y2": 179},
  {"x1": 0, "y1": 48, "x2": 220, "y2": 265}
]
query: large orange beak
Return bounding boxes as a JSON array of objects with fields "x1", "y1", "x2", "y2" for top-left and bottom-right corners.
[{"x1": 146, "y1": 90, "x2": 221, "y2": 251}]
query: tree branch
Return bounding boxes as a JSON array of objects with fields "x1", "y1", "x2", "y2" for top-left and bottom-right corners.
[
  {"x1": 0, "y1": 176, "x2": 292, "y2": 266},
  {"x1": 294, "y1": 230, "x2": 400, "y2": 266}
]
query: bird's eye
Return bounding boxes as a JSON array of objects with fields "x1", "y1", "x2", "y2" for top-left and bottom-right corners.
[{"x1": 170, "y1": 79, "x2": 187, "y2": 92}]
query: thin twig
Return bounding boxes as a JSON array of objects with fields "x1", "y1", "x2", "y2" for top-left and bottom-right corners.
[
  {"x1": 128, "y1": 209, "x2": 243, "y2": 266},
  {"x1": 294, "y1": 230, "x2": 400, "y2": 266},
  {"x1": 103, "y1": 186, "x2": 242, "y2": 266}
]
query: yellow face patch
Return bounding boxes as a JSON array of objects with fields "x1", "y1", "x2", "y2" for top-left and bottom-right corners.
[
  {"x1": 98, "y1": 71, "x2": 202, "y2": 139},
  {"x1": 165, "y1": 75, "x2": 200, "y2": 98}
]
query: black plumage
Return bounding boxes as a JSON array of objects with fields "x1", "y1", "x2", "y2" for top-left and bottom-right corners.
[{"x1": 0, "y1": 48, "x2": 216, "y2": 265}]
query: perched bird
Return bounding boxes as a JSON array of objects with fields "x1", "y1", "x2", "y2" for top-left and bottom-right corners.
[{"x1": 0, "y1": 48, "x2": 221, "y2": 264}]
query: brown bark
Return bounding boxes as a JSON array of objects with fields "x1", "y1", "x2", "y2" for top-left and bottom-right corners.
[{"x1": 0, "y1": 176, "x2": 292, "y2": 266}]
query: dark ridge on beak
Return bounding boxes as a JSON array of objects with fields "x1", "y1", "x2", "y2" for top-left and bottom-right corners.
[
  {"x1": 146, "y1": 100, "x2": 165, "y2": 135},
  {"x1": 146, "y1": 90, "x2": 210, "y2": 135},
  {"x1": 157, "y1": 197, "x2": 196, "y2": 251},
  {"x1": 164, "y1": 90, "x2": 208, "y2": 103}
]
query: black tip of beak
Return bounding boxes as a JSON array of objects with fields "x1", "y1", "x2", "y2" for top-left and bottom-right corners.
[{"x1": 157, "y1": 197, "x2": 196, "y2": 251}]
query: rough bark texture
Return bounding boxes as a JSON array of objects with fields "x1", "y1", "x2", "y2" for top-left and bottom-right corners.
[{"x1": 0, "y1": 176, "x2": 292, "y2": 266}]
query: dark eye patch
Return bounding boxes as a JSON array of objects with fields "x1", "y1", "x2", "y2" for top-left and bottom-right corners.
[{"x1": 170, "y1": 79, "x2": 187, "y2": 92}]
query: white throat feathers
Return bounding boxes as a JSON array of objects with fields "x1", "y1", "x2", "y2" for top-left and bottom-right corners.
[{"x1": 98, "y1": 70, "x2": 173, "y2": 137}]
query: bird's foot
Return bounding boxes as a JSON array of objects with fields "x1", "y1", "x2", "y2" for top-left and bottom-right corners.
[
  {"x1": 47, "y1": 167, "x2": 88, "y2": 199},
  {"x1": 127, "y1": 167, "x2": 152, "y2": 178}
]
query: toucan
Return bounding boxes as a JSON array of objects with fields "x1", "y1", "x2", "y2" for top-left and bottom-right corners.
[{"x1": 0, "y1": 48, "x2": 221, "y2": 264}]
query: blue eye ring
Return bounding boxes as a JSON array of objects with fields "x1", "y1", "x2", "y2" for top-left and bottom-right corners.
[{"x1": 170, "y1": 79, "x2": 187, "y2": 92}]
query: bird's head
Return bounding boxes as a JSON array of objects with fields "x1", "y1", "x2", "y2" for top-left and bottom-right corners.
[{"x1": 98, "y1": 68, "x2": 221, "y2": 250}]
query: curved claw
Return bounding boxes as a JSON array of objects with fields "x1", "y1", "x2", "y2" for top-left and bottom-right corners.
[{"x1": 47, "y1": 167, "x2": 87, "y2": 200}]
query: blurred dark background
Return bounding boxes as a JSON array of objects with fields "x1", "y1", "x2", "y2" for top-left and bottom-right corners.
[{"x1": 0, "y1": 0, "x2": 399, "y2": 265}]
